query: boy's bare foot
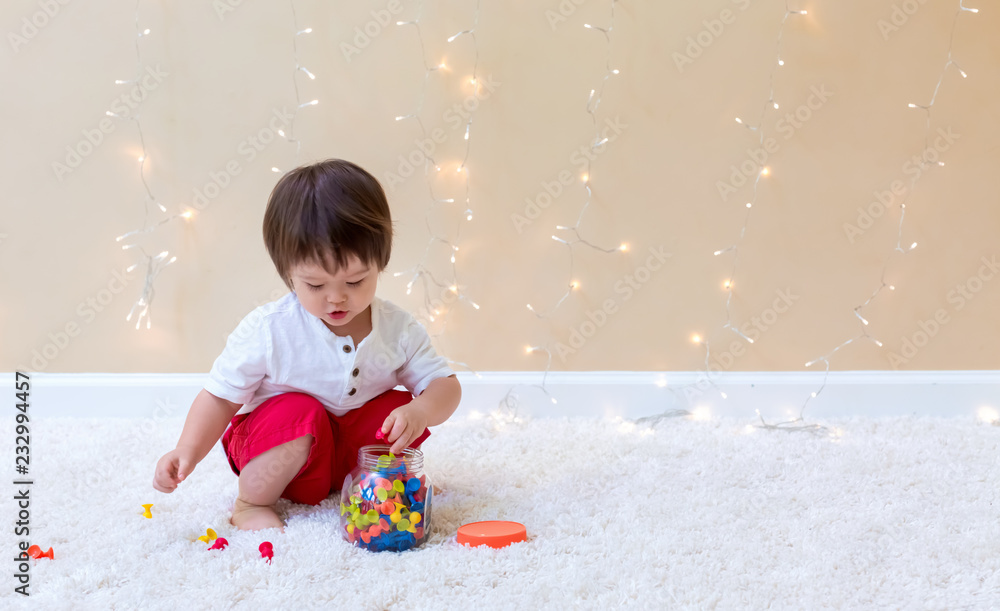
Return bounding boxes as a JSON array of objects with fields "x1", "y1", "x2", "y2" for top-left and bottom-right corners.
[{"x1": 231, "y1": 497, "x2": 285, "y2": 532}]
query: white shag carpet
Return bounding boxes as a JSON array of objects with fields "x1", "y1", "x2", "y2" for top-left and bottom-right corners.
[{"x1": 2, "y1": 413, "x2": 999, "y2": 610}]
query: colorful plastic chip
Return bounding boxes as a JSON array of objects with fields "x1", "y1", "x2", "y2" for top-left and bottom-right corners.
[
  {"x1": 259, "y1": 541, "x2": 273, "y2": 564},
  {"x1": 207, "y1": 537, "x2": 229, "y2": 551},
  {"x1": 197, "y1": 528, "x2": 218, "y2": 544}
]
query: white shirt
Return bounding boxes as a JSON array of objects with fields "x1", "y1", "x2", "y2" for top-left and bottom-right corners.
[{"x1": 204, "y1": 292, "x2": 455, "y2": 417}]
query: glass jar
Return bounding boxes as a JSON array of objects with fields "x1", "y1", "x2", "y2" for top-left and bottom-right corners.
[{"x1": 339, "y1": 445, "x2": 432, "y2": 552}]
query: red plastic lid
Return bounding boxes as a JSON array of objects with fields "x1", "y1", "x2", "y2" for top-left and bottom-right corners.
[{"x1": 457, "y1": 521, "x2": 527, "y2": 549}]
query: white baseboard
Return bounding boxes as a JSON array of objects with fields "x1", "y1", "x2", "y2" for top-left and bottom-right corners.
[{"x1": 3, "y1": 371, "x2": 998, "y2": 421}]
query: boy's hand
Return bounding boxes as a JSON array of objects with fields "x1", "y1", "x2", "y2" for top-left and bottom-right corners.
[
  {"x1": 380, "y1": 402, "x2": 429, "y2": 455},
  {"x1": 153, "y1": 447, "x2": 198, "y2": 493}
]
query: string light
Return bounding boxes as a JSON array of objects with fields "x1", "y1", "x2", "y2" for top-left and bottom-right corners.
[
  {"x1": 977, "y1": 406, "x2": 999, "y2": 426},
  {"x1": 125, "y1": 251, "x2": 177, "y2": 330},
  {"x1": 649, "y1": 2, "x2": 814, "y2": 425},
  {"x1": 446, "y1": 5, "x2": 481, "y2": 224},
  {"x1": 392, "y1": 1, "x2": 481, "y2": 378},
  {"x1": 118, "y1": 0, "x2": 321, "y2": 329},
  {"x1": 510, "y1": 0, "x2": 626, "y2": 412},
  {"x1": 273, "y1": 0, "x2": 317, "y2": 173},
  {"x1": 527, "y1": 0, "x2": 623, "y2": 323},
  {"x1": 691, "y1": 405, "x2": 712, "y2": 421},
  {"x1": 685, "y1": 334, "x2": 731, "y2": 402},
  {"x1": 112, "y1": 0, "x2": 181, "y2": 330},
  {"x1": 798, "y1": 0, "x2": 978, "y2": 421},
  {"x1": 725, "y1": 4, "x2": 823, "y2": 430},
  {"x1": 499, "y1": 346, "x2": 559, "y2": 414},
  {"x1": 632, "y1": 409, "x2": 693, "y2": 428}
]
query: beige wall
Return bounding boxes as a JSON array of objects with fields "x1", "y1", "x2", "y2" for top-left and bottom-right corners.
[{"x1": 2, "y1": 0, "x2": 998, "y2": 374}]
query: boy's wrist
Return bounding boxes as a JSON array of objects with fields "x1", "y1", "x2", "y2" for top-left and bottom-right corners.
[
  {"x1": 406, "y1": 376, "x2": 461, "y2": 427},
  {"x1": 404, "y1": 394, "x2": 450, "y2": 428},
  {"x1": 174, "y1": 443, "x2": 204, "y2": 463},
  {"x1": 404, "y1": 397, "x2": 429, "y2": 419}
]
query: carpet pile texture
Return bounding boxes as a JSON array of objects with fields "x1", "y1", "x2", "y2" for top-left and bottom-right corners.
[{"x1": 3, "y1": 413, "x2": 998, "y2": 609}]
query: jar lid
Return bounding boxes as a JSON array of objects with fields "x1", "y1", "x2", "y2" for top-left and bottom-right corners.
[{"x1": 457, "y1": 521, "x2": 526, "y2": 549}]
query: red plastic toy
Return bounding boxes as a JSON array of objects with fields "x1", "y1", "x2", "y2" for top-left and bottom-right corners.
[
  {"x1": 27, "y1": 545, "x2": 54, "y2": 560},
  {"x1": 207, "y1": 537, "x2": 229, "y2": 551},
  {"x1": 259, "y1": 541, "x2": 273, "y2": 564}
]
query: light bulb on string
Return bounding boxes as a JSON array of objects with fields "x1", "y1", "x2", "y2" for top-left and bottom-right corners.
[
  {"x1": 499, "y1": 345, "x2": 560, "y2": 414},
  {"x1": 642, "y1": 2, "x2": 840, "y2": 432},
  {"x1": 280, "y1": 3, "x2": 318, "y2": 166},
  {"x1": 111, "y1": 5, "x2": 190, "y2": 330},
  {"x1": 391, "y1": 0, "x2": 482, "y2": 364},
  {"x1": 515, "y1": 0, "x2": 624, "y2": 413}
]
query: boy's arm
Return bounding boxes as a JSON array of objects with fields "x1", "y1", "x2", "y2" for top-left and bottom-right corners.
[
  {"x1": 175, "y1": 389, "x2": 242, "y2": 465},
  {"x1": 408, "y1": 375, "x2": 461, "y2": 427}
]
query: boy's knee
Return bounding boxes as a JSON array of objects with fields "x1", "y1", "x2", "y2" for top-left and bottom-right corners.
[
  {"x1": 270, "y1": 434, "x2": 314, "y2": 469},
  {"x1": 288, "y1": 433, "x2": 313, "y2": 450}
]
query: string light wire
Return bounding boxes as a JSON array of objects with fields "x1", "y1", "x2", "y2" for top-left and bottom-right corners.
[
  {"x1": 514, "y1": 0, "x2": 625, "y2": 413},
  {"x1": 527, "y1": 0, "x2": 625, "y2": 321},
  {"x1": 393, "y1": 0, "x2": 481, "y2": 377},
  {"x1": 638, "y1": 3, "x2": 811, "y2": 424},
  {"x1": 272, "y1": 0, "x2": 317, "y2": 173},
  {"x1": 795, "y1": 0, "x2": 978, "y2": 426},
  {"x1": 113, "y1": 0, "x2": 181, "y2": 330},
  {"x1": 496, "y1": 345, "x2": 560, "y2": 423}
]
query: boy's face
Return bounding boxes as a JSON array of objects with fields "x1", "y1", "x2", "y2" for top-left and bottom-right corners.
[{"x1": 289, "y1": 253, "x2": 378, "y2": 336}]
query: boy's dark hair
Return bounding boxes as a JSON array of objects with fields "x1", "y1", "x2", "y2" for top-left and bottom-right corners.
[{"x1": 263, "y1": 158, "x2": 393, "y2": 290}]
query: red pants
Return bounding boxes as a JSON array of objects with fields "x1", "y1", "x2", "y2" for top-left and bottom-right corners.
[{"x1": 220, "y1": 389, "x2": 430, "y2": 505}]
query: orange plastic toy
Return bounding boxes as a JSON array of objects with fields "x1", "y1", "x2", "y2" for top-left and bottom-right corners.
[
  {"x1": 456, "y1": 521, "x2": 527, "y2": 549},
  {"x1": 27, "y1": 545, "x2": 54, "y2": 560}
]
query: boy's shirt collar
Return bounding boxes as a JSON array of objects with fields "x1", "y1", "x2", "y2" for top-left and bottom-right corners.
[{"x1": 298, "y1": 293, "x2": 380, "y2": 350}]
